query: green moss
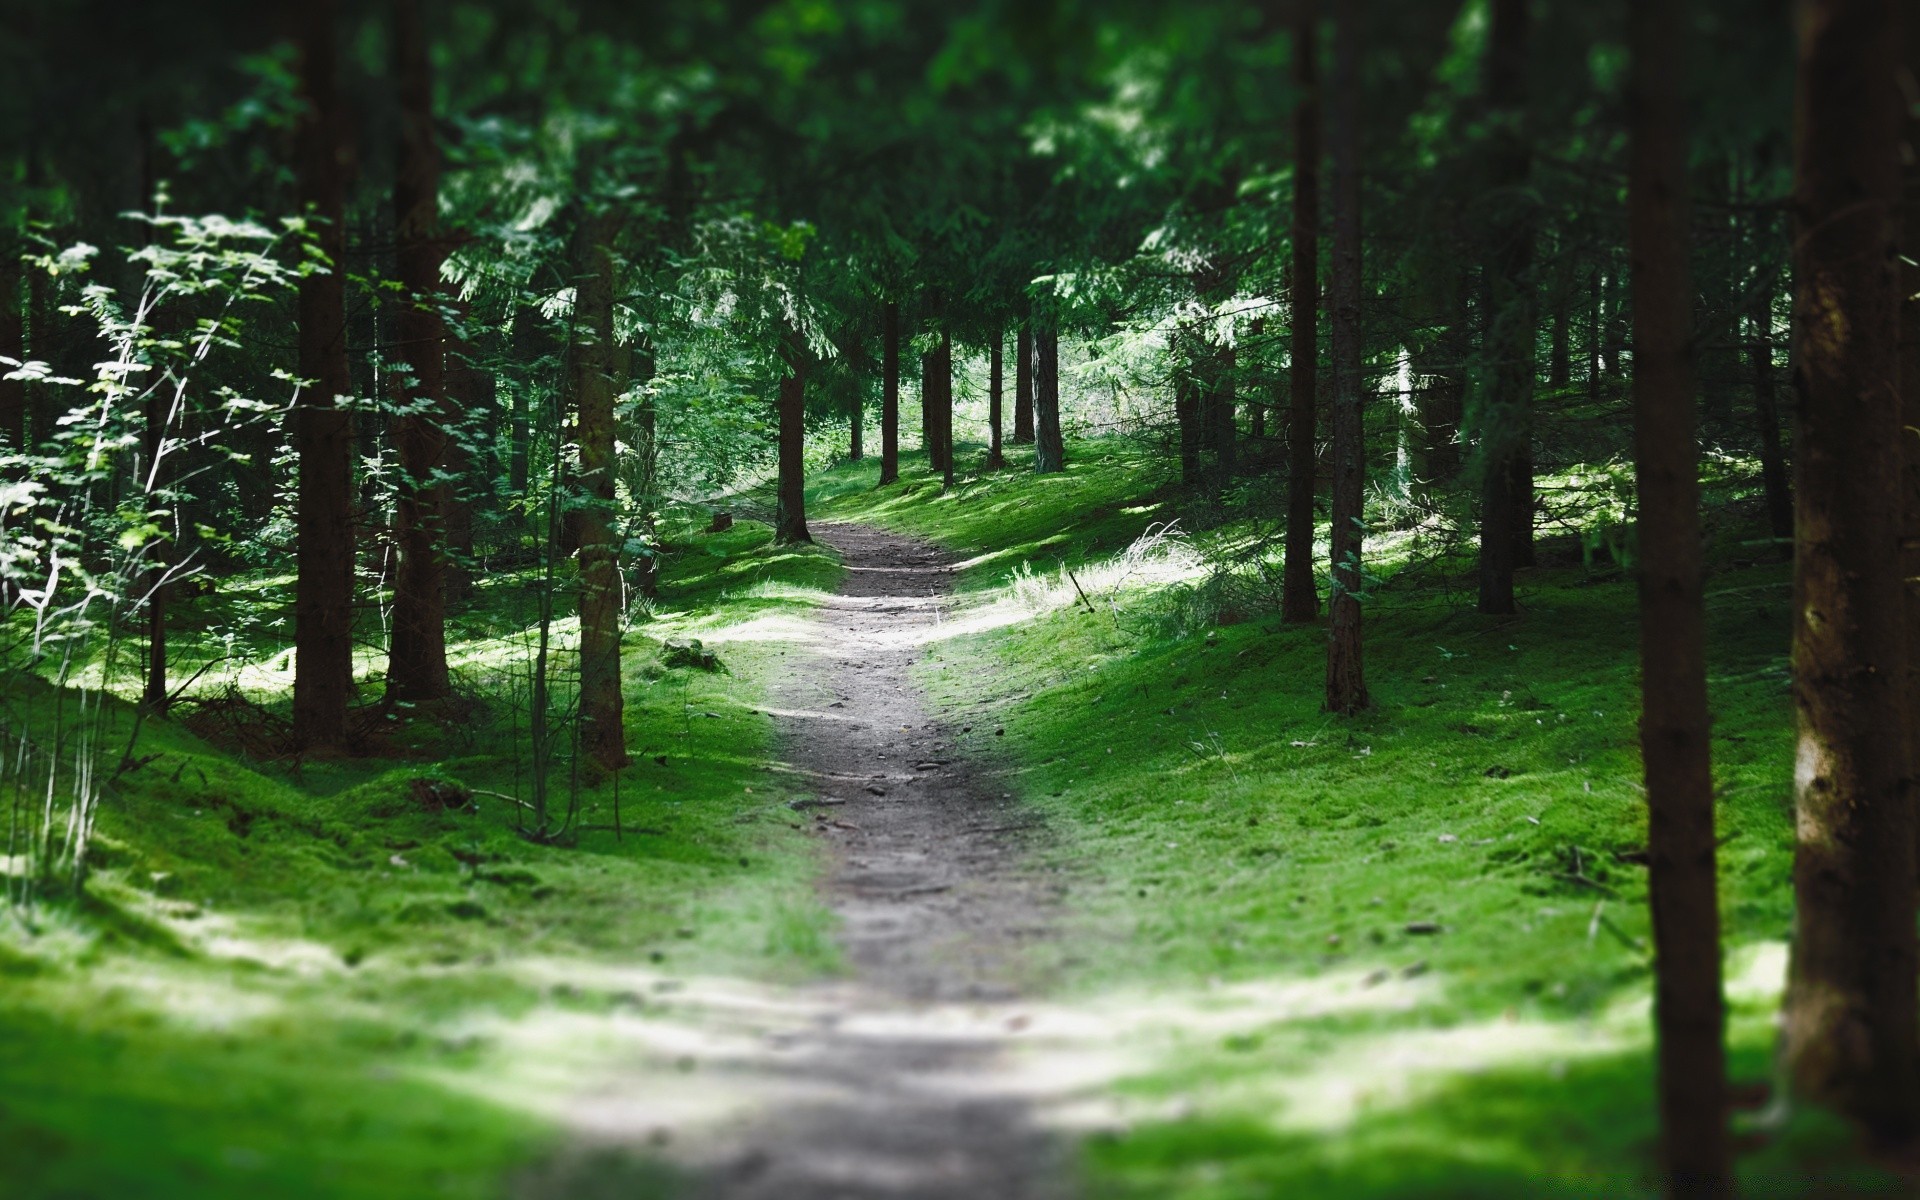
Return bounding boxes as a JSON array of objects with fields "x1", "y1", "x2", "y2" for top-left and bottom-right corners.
[
  {"x1": 0, "y1": 513, "x2": 841, "y2": 1198},
  {"x1": 803, "y1": 437, "x2": 1862, "y2": 1196}
]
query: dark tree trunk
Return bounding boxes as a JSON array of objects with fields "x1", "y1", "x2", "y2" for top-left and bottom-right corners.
[
  {"x1": 1752, "y1": 233, "x2": 1791, "y2": 550},
  {"x1": 572, "y1": 210, "x2": 626, "y2": 771},
  {"x1": 1476, "y1": 0, "x2": 1536, "y2": 613},
  {"x1": 937, "y1": 329, "x2": 954, "y2": 488},
  {"x1": 776, "y1": 326, "x2": 813, "y2": 545},
  {"x1": 1902, "y1": 6, "x2": 1920, "y2": 775},
  {"x1": 987, "y1": 332, "x2": 1004, "y2": 469},
  {"x1": 879, "y1": 300, "x2": 899, "y2": 485},
  {"x1": 1782, "y1": 0, "x2": 1920, "y2": 1147},
  {"x1": 1324, "y1": 0, "x2": 1367, "y2": 716},
  {"x1": 386, "y1": 0, "x2": 449, "y2": 703},
  {"x1": 1627, "y1": 1, "x2": 1733, "y2": 1189},
  {"x1": 1588, "y1": 267, "x2": 1604, "y2": 400},
  {"x1": 291, "y1": 0, "x2": 356, "y2": 751},
  {"x1": 1247, "y1": 317, "x2": 1267, "y2": 441},
  {"x1": 1035, "y1": 327, "x2": 1064, "y2": 473},
  {"x1": 1281, "y1": 9, "x2": 1321, "y2": 625},
  {"x1": 1013, "y1": 324, "x2": 1035, "y2": 444},
  {"x1": 0, "y1": 237, "x2": 20, "y2": 452},
  {"x1": 920, "y1": 344, "x2": 943, "y2": 473},
  {"x1": 1548, "y1": 249, "x2": 1572, "y2": 391},
  {"x1": 1175, "y1": 339, "x2": 1202, "y2": 486},
  {"x1": 631, "y1": 342, "x2": 659, "y2": 601},
  {"x1": 849, "y1": 359, "x2": 863, "y2": 461},
  {"x1": 1210, "y1": 342, "x2": 1237, "y2": 483},
  {"x1": 441, "y1": 329, "x2": 487, "y2": 604}
]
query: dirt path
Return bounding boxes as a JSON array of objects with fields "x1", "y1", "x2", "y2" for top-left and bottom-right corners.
[{"x1": 685, "y1": 522, "x2": 1071, "y2": 1199}]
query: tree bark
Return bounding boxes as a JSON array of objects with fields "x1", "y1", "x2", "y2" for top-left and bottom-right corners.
[
  {"x1": 849, "y1": 359, "x2": 863, "y2": 461},
  {"x1": 1014, "y1": 323, "x2": 1035, "y2": 445},
  {"x1": 1627, "y1": 1, "x2": 1733, "y2": 1188},
  {"x1": 1035, "y1": 327, "x2": 1065, "y2": 473},
  {"x1": 1324, "y1": 0, "x2": 1367, "y2": 716},
  {"x1": 631, "y1": 341, "x2": 659, "y2": 601},
  {"x1": 1902, "y1": 3, "x2": 1920, "y2": 785},
  {"x1": 572, "y1": 210, "x2": 626, "y2": 771},
  {"x1": 1782, "y1": 0, "x2": 1920, "y2": 1147},
  {"x1": 0, "y1": 236, "x2": 20, "y2": 452},
  {"x1": 1209, "y1": 341, "x2": 1237, "y2": 483},
  {"x1": 1751, "y1": 226, "x2": 1792, "y2": 550},
  {"x1": 879, "y1": 300, "x2": 899, "y2": 485},
  {"x1": 386, "y1": 0, "x2": 449, "y2": 704},
  {"x1": 937, "y1": 328, "x2": 954, "y2": 487},
  {"x1": 920, "y1": 346, "x2": 942, "y2": 473},
  {"x1": 1281, "y1": 8, "x2": 1321, "y2": 625},
  {"x1": 988, "y1": 332, "x2": 1004, "y2": 469},
  {"x1": 1175, "y1": 336, "x2": 1202, "y2": 486},
  {"x1": 1476, "y1": 0, "x2": 1536, "y2": 614},
  {"x1": 775, "y1": 324, "x2": 813, "y2": 545},
  {"x1": 291, "y1": 0, "x2": 356, "y2": 751}
]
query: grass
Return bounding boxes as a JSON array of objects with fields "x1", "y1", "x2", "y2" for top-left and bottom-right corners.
[
  {"x1": 811, "y1": 437, "x2": 1888, "y2": 1197},
  {"x1": 0, "y1": 512, "x2": 840, "y2": 1200}
]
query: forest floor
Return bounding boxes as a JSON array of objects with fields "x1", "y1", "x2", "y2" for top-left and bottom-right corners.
[{"x1": 3, "y1": 434, "x2": 1913, "y2": 1198}]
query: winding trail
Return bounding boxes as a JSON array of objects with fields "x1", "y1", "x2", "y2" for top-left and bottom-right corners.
[{"x1": 690, "y1": 522, "x2": 1070, "y2": 1198}]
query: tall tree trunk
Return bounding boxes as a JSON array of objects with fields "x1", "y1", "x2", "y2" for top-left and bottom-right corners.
[
  {"x1": 937, "y1": 329, "x2": 954, "y2": 488},
  {"x1": 1248, "y1": 317, "x2": 1267, "y2": 441},
  {"x1": 988, "y1": 332, "x2": 1004, "y2": 469},
  {"x1": 291, "y1": 0, "x2": 355, "y2": 751},
  {"x1": 920, "y1": 346, "x2": 941, "y2": 473},
  {"x1": 0, "y1": 233, "x2": 21, "y2": 452},
  {"x1": 1476, "y1": 0, "x2": 1536, "y2": 614},
  {"x1": 1627, "y1": 1, "x2": 1732, "y2": 1188},
  {"x1": 1548, "y1": 246, "x2": 1572, "y2": 391},
  {"x1": 1902, "y1": 5, "x2": 1920, "y2": 776},
  {"x1": 632, "y1": 342, "x2": 659, "y2": 600},
  {"x1": 776, "y1": 325, "x2": 813, "y2": 544},
  {"x1": 849, "y1": 362, "x2": 863, "y2": 461},
  {"x1": 1751, "y1": 227, "x2": 1791, "y2": 550},
  {"x1": 1782, "y1": 0, "x2": 1920, "y2": 1147},
  {"x1": 1175, "y1": 338, "x2": 1202, "y2": 486},
  {"x1": 1281, "y1": 8, "x2": 1322, "y2": 625},
  {"x1": 386, "y1": 0, "x2": 449, "y2": 704},
  {"x1": 441, "y1": 328, "x2": 486, "y2": 604},
  {"x1": 1013, "y1": 323, "x2": 1035, "y2": 444},
  {"x1": 1035, "y1": 327, "x2": 1064, "y2": 473},
  {"x1": 1210, "y1": 342, "x2": 1237, "y2": 483},
  {"x1": 1324, "y1": 0, "x2": 1367, "y2": 716},
  {"x1": 879, "y1": 300, "x2": 899, "y2": 484},
  {"x1": 572, "y1": 210, "x2": 626, "y2": 771},
  {"x1": 1588, "y1": 266, "x2": 1603, "y2": 399}
]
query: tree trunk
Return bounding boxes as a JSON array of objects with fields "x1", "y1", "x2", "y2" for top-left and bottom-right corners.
[
  {"x1": 291, "y1": 0, "x2": 356, "y2": 751},
  {"x1": 920, "y1": 345, "x2": 942, "y2": 473},
  {"x1": 1175, "y1": 338, "x2": 1202, "y2": 486},
  {"x1": 776, "y1": 324, "x2": 813, "y2": 545},
  {"x1": 849, "y1": 364, "x2": 863, "y2": 462},
  {"x1": 1014, "y1": 323, "x2": 1035, "y2": 444},
  {"x1": 1782, "y1": 0, "x2": 1920, "y2": 1147},
  {"x1": 1210, "y1": 342, "x2": 1237, "y2": 483},
  {"x1": 1035, "y1": 327, "x2": 1064, "y2": 473},
  {"x1": 1324, "y1": 0, "x2": 1367, "y2": 717},
  {"x1": 937, "y1": 329, "x2": 954, "y2": 487},
  {"x1": 1281, "y1": 8, "x2": 1321, "y2": 625},
  {"x1": 1588, "y1": 266, "x2": 1604, "y2": 400},
  {"x1": 1752, "y1": 230, "x2": 1791, "y2": 550},
  {"x1": 1476, "y1": 0, "x2": 1536, "y2": 614},
  {"x1": 386, "y1": 0, "x2": 449, "y2": 704},
  {"x1": 1902, "y1": 5, "x2": 1920, "y2": 778},
  {"x1": 572, "y1": 210, "x2": 626, "y2": 771},
  {"x1": 0, "y1": 237, "x2": 21, "y2": 452},
  {"x1": 1548, "y1": 247, "x2": 1572, "y2": 391},
  {"x1": 879, "y1": 300, "x2": 899, "y2": 485},
  {"x1": 442, "y1": 331, "x2": 486, "y2": 604},
  {"x1": 988, "y1": 332, "x2": 1004, "y2": 469},
  {"x1": 632, "y1": 342, "x2": 659, "y2": 601},
  {"x1": 1248, "y1": 317, "x2": 1267, "y2": 441},
  {"x1": 1627, "y1": 1, "x2": 1732, "y2": 1188}
]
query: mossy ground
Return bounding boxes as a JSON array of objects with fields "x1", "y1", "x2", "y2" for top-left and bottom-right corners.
[
  {"x1": 812, "y1": 439, "x2": 1890, "y2": 1197},
  {"x1": 0, "y1": 514, "x2": 842, "y2": 1200}
]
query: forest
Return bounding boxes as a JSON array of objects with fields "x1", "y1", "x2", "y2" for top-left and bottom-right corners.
[{"x1": 0, "y1": 0, "x2": 1914, "y2": 1196}]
